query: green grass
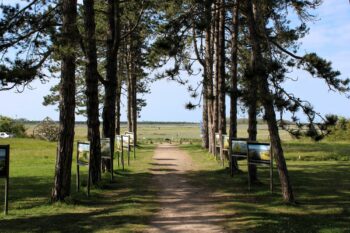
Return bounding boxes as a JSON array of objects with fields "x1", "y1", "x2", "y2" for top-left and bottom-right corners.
[
  {"x1": 181, "y1": 143, "x2": 350, "y2": 233},
  {"x1": 0, "y1": 138, "x2": 157, "y2": 233}
]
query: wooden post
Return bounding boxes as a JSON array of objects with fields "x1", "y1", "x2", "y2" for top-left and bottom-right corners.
[
  {"x1": 133, "y1": 131, "x2": 136, "y2": 159},
  {"x1": 4, "y1": 145, "x2": 9, "y2": 215},
  {"x1": 76, "y1": 142, "x2": 80, "y2": 192},
  {"x1": 121, "y1": 136, "x2": 125, "y2": 171},
  {"x1": 110, "y1": 148, "x2": 114, "y2": 181},
  {"x1": 87, "y1": 162, "x2": 91, "y2": 197},
  {"x1": 127, "y1": 136, "x2": 130, "y2": 166},
  {"x1": 270, "y1": 147, "x2": 274, "y2": 193}
]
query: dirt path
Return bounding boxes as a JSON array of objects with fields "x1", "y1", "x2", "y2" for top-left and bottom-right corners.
[{"x1": 147, "y1": 144, "x2": 227, "y2": 233}]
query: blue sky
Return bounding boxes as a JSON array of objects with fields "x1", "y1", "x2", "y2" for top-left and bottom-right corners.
[{"x1": 0, "y1": 1, "x2": 349, "y2": 122}]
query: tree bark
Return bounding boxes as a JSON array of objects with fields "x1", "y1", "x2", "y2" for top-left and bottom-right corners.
[
  {"x1": 229, "y1": 0, "x2": 239, "y2": 172},
  {"x1": 102, "y1": 0, "x2": 120, "y2": 172},
  {"x1": 52, "y1": 0, "x2": 77, "y2": 202},
  {"x1": 115, "y1": 58, "x2": 122, "y2": 135},
  {"x1": 83, "y1": 0, "x2": 101, "y2": 184},
  {"x1": 246, "y1": 0, "x2": 295, "y2": 203},
  {"x1": 205, "y1": 0, "x2": 215, "y2": 154}
]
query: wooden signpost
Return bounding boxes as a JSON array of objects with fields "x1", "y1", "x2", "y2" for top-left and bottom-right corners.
[
  {"x1": 247, "y1": 142, "x2": 273, "y2": 192},
  {"x1": 214, "y1": 133, "x2": 229, "y2": 165},
  {"x1": 115, "y1": 135, "x2": 124, "y2": 170},
  {"x1": 0, "y1": 145, "x2": 9, "y2": 215},
  {"x1": 101, "y1": 138, "x2": 113, "y2": 181},
  {"x1": 76, "y1": 141, "x2": 91, "y2": 196}
]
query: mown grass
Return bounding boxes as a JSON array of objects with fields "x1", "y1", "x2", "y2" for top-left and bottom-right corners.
[
  {"x1": 0, "y1": 138, "x2": 157, "y2": 233},
  {"x1": 181, "y1": 143, "x2": 350, "y2": 233}
]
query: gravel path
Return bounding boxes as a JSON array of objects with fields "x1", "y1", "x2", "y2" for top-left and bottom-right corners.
[{"x1": 147, "y1": 144, "x2": 227, "y2": 233}]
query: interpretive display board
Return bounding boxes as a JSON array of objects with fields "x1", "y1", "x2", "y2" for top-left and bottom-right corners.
[
  {"x1": 77, "y1": 142, "x2": 90, "y2": 165},
  {"x1": 231, "y1": 139, "x2": 248, "y2": 156},
  {"x1": 101, "y1": 138, "x2": 114, "y2": 181},
  {"x1": 100, "y1": 138, "x2": 111, "y2": 159},
  {"x1": 115, "y1": 135, "x2": 124, "y2": 170},
  {"x1": 0, "y1": 145, "x2": 9, "y2": 214},
  {"x1": 229, "y1": 139, "x2": 248, "y2": 177},
  {"x1": 247, "y1": 142, "x2": 273, "y2": 192},
  {"x1": 125, "y1": 131, "x2": 136, "y2": 160},
  {"x1": 247, "y1": 143, "x2": 271, "y2": 163},
  {"x1": 76, "y1": 141, "x2": 91, "y2": 196}
]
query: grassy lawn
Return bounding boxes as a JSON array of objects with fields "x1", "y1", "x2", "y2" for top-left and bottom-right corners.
[
  {"x1": 181, "y1": 142, "x2": 350, "y2": 233},
  {"x1": 0, "y1": 138, "x2": 157, "y2": 233}
]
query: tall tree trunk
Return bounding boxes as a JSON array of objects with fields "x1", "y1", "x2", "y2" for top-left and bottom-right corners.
[
  {"x1": 202, "y1": 91, "x2": 209, "y2": 149},
  {"x1": 132, "y1": 66, "x2": 137, "y2": 143},
  {"x1": 205, "y1": 0, "x2": 215, "y2": 154},
  {"x1": 102, "y1": 0, "x2": 120, "y2": 172},
  {"x1": 52, "y1": 0, "x2": 77, "y2": 202},
  {"x1": 83, "y1": 0, "x2": 101, "y2": 184},
  {"x1": 218, "y1": 0, "x2": 226, "y2": 136},
  {"x1": 127, "y1": 44, "x2": 132, "y2": 132},
  {"x1": 213, "y1": 0, "x2": 219, "y2": 140},
  {"x1": 229, "y1": 0, "x2": 239, "y2": 171},
  {"x1": 115, "y1": 58, "x2": 122, "y2": 135},
  {"x1": 246, "y1": 0, "x2": 295, "y2": 203}
]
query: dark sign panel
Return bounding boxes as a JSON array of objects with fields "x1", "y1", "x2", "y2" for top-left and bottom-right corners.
[{"x1": 0, "y1": 146, "x2": 9, "y2": 178}]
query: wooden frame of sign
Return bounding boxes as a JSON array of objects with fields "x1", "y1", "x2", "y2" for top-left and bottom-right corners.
[
  {"x1": 124, "y1": 131, "x2": 136, "y2": 160},
  {"x1": 76, "y1": 141, "x2": 91, "y2": 196},
  {"x1": 100, "y1": 138, "x2": 113, "y2": 181},
  {"x1": 214, "y1": 133, "x2": 229, "y2": 166},
  {"x1": 0, "y1": 145, "x2": 9, "y2": 215},
  {"x1": 122, "y1": 134, "x2": 131, "y2": 166},
  {"x1": 229, "y1": 138, "x2": 248, "y2": 177},
  {"x1": 115, "y1": 135, "x2": 124, "y2": 170},
  {"x1": 247, "y1": 142, "x2": 273, "y2": 192}
]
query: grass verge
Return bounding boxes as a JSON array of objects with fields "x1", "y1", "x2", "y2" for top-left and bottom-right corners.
[
  {"x1": 0, "y1": 138, "x2": 157, "y2": 233},
  {"x1": 181, "y1": 143, "x2": 350, "y2": 233}
]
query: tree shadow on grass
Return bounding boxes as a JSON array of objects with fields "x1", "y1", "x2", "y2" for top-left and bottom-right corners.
[
  {"x1": 181, "y1": 161, "x2": 350, "y2": 233},
  {"x1": 0, "y1": 170, "x2": 159, "y2": 233}
]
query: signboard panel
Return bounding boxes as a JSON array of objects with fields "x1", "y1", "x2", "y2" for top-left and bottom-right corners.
[
  {"x1": 125, "y1": 132, "x2": 134, "y2": 146},
  {"x1": 100, "y1": 138, "x2": 111, "y2": 159},
  {"x1": 122, "y1": 135, "x2": 130, "y2": 148},
  {"x1": 77, "y1": 142, "x2": 90, "y2": 165},
  {"x1": 115, "y1": 135, "x2": 123, "y2": 152},
  {"x1": 231, "y1": 139, "x2": 248, "y2": 155},
  {"x1": 248, "y1": 143, "x2": 271, "y2": 162},
  {"x1": 223, "y1": 135, "x2": 229, "y2": 150},
  {"x1": 0, "y1": 146, "x2": 9, "y2": 178}
]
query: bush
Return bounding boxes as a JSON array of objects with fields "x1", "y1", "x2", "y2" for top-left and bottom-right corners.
[
  {"x1": 0, "y1": 115, "x2": 27, "y2": 137},
  {"x1": 34, "y1": 117, "x2": 59, "y2": 142}
]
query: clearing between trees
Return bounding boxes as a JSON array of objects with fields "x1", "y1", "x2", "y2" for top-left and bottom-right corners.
[{"x1": 147, "y1": 144, "x2": 228, "y2": 233}]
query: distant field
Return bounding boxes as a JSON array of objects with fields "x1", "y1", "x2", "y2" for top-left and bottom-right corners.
[{"x1": 25, "y1": 122, "x2": 294, "y2": 142}]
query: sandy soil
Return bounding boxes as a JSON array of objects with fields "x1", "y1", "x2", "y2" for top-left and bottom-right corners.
[{"x1": 147, "y1": 144, "x2": 227, "y2": 233}]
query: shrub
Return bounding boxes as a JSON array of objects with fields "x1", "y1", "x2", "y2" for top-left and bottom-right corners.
[
  {"x1": 34, "y1": 117, "x2": 59, "y2": 142},
  {"x1": 0, "y1": 115, "x2": 27, "y2": 137}
]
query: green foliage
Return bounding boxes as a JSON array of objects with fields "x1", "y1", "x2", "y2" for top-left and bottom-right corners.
[{"x1": 0, "y1": 115, "x2": 26, "y2": 137}]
